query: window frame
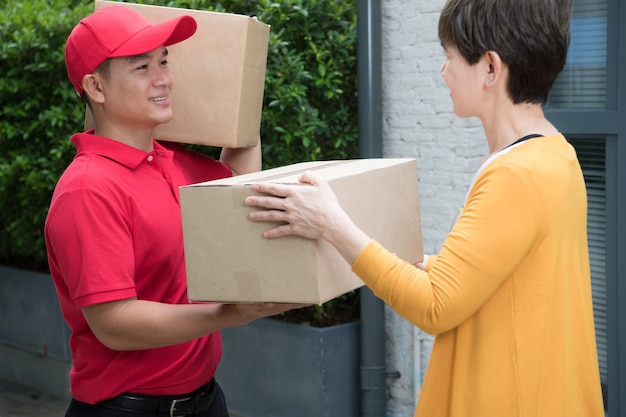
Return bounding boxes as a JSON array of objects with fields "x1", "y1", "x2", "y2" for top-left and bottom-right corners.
[{"x1": 544, "y1": 0, "x2": 626, "y2": 413}]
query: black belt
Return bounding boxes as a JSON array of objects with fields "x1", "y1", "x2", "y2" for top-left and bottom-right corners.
[{"x1": 98, "y1": 379, "x2": 216, "y2": 417}]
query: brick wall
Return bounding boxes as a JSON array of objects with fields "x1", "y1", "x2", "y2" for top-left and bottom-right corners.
[{"x1": 380, "y1": 0, "x2": 487, "y2": 414}]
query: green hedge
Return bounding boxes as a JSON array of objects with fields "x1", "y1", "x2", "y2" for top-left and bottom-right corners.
[{"x1": 0, "y1": 0, "x2": 358, "y2": 271}]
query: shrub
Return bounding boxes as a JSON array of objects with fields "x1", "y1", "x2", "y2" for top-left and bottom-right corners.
[
  {"x1": 0, "y1": 0, "x2": 359, "y2": 319},
  {"x1": 0, "y1": 0, "x2": 92, "y2": 270}
]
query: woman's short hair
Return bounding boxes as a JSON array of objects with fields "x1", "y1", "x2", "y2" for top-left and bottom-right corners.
[{"x1": 438, "y1": 0, "x2": 572, "y2": 105}]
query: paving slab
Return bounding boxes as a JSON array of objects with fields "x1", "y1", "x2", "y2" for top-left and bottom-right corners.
[{"x1": 0, "y1": 379, "x2": 66, "y2": 417}]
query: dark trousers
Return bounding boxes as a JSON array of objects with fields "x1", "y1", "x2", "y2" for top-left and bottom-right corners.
[{"x1": 65, "y1": 380, "x2": 229, "y2": 417}]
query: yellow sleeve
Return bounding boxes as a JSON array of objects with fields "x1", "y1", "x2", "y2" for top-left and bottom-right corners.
[{"x1": 352, "y1": 161, "x2": 538, "y2": 334}]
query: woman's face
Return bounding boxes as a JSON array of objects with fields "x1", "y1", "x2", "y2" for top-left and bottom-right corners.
[{"x1": 439, "y1": 45, "x2": 488, "y2": 118}]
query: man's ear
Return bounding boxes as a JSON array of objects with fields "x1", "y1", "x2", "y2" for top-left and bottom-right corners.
[{"x1": 81, "y1": 74, "x2": 106, "y2": 104}]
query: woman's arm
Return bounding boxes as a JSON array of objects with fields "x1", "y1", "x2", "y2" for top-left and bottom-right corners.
[{"x1": 246, "y1": 165, "x2": 537, "y2": 335}]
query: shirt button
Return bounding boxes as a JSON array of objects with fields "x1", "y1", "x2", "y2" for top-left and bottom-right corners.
[{"x1": 147, "y1": 155, "x2": 154, "y2": 162}]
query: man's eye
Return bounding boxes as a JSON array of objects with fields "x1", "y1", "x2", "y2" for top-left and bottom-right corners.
[
  {"x1": 136, "y1": 64, "x2": 148, "y2": 70},
  {"x1": 161, "y1": 60, "x2": 168, "y2": 66}
]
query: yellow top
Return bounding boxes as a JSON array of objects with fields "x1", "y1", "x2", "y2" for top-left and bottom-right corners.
[{"x1": 352, "y1": 134, "x2": 604, "y2": 417}]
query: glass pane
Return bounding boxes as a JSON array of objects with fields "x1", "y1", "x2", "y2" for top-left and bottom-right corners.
[
  {"x1": 569, "y1": 136, "x2": 607, "y2": 410},
  {"x1": 547, "y1": 0, "x2": 607, "y2": 109}
]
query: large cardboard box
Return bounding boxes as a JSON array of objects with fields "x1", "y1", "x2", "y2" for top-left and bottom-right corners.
[
  {"x1": 180, "y1": 159, "x2": 423, "y2": 304},
  {"x1": 86, "y1": 1, "x2": 269, "y2": 148}
]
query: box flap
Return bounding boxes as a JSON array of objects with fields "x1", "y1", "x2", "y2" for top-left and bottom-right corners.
[{"x1": 183, "y1": 158, "x2": 415, "y2": 187}]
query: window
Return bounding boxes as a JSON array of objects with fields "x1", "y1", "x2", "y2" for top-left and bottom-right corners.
[
  {"x1": 549, "y1": 0, "x2": 607, "y2": 109},
  {"x1": 545, "y1": 0, "x2": 618, "y2": 412},
  {"x1": 569, "y1": 137, "x2": 608, "y2": 404}
]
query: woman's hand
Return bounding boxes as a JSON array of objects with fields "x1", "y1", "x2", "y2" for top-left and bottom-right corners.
[
  {"x1": 244, "y1": 171, "x2": 344, "y2": 240},
  {"x1": 245, "y1": 171, "x2": 371, "y2": 265}
]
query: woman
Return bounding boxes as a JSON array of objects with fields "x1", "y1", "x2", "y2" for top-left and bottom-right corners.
[{"x1": 245, "y1": 0, "x2": 604, "y2": 416}]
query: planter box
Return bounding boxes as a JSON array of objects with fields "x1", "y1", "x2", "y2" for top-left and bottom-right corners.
[
  {"x1": 216, "y1": 318, "x2": 361, "y2": 417},
  {"x1": 0, "y1": 266, "x2": 71, "y2": 400},
  {"x1": 0, "y1": 266, "x2": 70, "y2": 360}
]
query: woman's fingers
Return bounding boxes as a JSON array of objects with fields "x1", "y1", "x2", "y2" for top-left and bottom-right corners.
[
  {"x1": 245, "y1": 194, "x2": 284, "y2": 211},
  {"x1": 245, "y1": 173, "x2": 334, "y2": 240},
  {"x1": 251, "y1": 181, "x2": 292, "y2": 198},
  {"x1": 247, "y1": 208, "x2": 283, "y2": 222}
]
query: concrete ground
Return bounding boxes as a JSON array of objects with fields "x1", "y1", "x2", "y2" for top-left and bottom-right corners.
[{"x1": 0, "y1": 379, "x2": 66, "y2": 417}]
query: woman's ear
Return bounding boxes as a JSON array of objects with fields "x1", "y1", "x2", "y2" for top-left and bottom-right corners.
[
  {"x1": 484, "y1": 50, "x2": 503, "y2": 87},
  {"x1": 81, "y1": 74, "x2": 106, "y2": 104}
]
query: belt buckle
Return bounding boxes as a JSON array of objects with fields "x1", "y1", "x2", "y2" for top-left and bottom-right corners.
[{"x1": 169, "y1": 396, "x2": 192, "y2": 417}]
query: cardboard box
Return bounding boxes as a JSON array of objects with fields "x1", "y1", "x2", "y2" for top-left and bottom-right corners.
[
  {"x1": 180, "y1": 159, "x2": 423, "y2": 304},
  {"x1": 86, "y1": 1, "x2": 269, "y2": 148}
]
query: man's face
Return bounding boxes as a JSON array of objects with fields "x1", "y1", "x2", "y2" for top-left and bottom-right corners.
[{"x1": 99, "y1": 46, "x2": 174, "y2": 129}]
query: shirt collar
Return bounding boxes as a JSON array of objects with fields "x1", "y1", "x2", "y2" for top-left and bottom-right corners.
[{"x1": 70, "y1": 129, "x2": 171, "y2": 170}]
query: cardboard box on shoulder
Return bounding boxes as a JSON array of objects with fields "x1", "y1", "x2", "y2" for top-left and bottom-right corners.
[
  {"x1": 180, "y1": 158, "x2": 423, "y2": 305},
  {"x1": 86, "y1": 0, "x2": 269, "y2": 148}
]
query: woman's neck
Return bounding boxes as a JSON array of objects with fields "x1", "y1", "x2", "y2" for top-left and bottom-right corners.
[{"x1": 481, "y1": 103, "x2": 557, "y2": 156}]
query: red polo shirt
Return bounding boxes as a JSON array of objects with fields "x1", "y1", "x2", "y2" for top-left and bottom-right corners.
[{"x1": 45, "y1": 130, "x2": 232, "y2": 404}]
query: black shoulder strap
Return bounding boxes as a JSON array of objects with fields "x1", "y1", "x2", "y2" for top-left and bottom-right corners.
[{"x1": 504, "y1": 133, "x2": 544, "y2": 150}]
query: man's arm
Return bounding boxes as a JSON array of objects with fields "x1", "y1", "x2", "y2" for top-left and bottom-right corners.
[
  {"x1": 82, "y1": 298, "x2": 305, "y2": 351},
  {"x1": 219, "y1": 135, "x2": 262, "y2": 176}
]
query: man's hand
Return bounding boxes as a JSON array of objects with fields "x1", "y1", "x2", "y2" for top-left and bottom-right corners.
[{"x1": 221, "y1": 302, "x2": 311, "y2": 326}]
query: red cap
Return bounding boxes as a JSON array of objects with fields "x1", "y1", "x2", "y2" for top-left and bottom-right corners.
[{"x1": 65, "y1": 5, "x2": 197, "y2": 95}]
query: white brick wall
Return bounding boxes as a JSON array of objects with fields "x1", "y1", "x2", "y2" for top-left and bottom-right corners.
[{"x1": 380, "y1": 0, "x2": 487, "y2": 414}]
